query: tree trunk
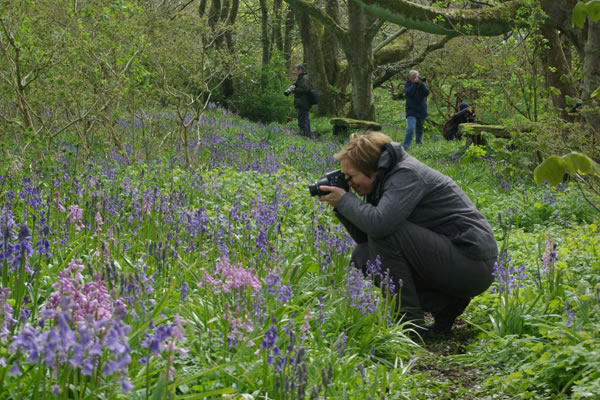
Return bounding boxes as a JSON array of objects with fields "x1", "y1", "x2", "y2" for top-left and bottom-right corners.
[
  {"x1": 343, "y1": 1, "x2": 375, "y2": 120},
  {"x1": 199, "y1": 0, "x2": 208, "y2": 17},
  {"x1": 272, "y1": 0, "x2": 284, "y2": 53},
  {"x1": 260, "y1": 0, "x2": 270, "y2": 65},
  {"x1": 583, "y1": 20, "x2": 600, "y2": 137},
  {"x1": 283, "y1": 7, "x2": 295, "y2": 70},
  {"x1": 539, "y1": 0, "x2": 586, "y2": 62},
  {"x1": 297, "y1": 12, "x2": 336, "y2": 115},
  {"x1": 540, "y1": 26, "x2": 578, "y2": 118},
  {"x1": 222, "y1": 0, "x2": 239, "y2": 100},
  {"x1": 207, "y1": 0, "x2": 221, "y2": 31},
  {"x1": 323, "y1": 0, "x2": 341, "y2": 86}
]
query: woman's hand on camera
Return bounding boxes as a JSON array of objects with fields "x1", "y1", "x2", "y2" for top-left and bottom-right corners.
[{"x1": 318, "y1": 186, "x2": 346, "y2": 208}]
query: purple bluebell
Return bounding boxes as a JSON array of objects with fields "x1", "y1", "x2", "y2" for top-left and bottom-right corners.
[
  {"x1": 564, "y1": 302, "x2": 575, "y2": 326},
  {"x1": 180, "y1": 282, "x2": 188, "y2": 303},
  {"x1": 141, "y1": 324, "x2": 172, "y2": 357},
  {"x1": 344, "y1": 266, "x2": 379, "y2": 316},
  {"x1": 317, "y1": 296, "x2": 326, "y2": 326},
  {"x1": 0, "y1": 208, "x2": 16, "y2": 262},
  {"x1": 121, "y1": 379, "x2": 133, "y2": 393},
  {"x1": 52, "y1": 385, "x2": 60, "y2": 395},
  {"x1": 541, "y1": 234, "x2": 558, "y2": 274},
  {"x1": 276, "y1": 285, "x2": 293, "y2": 305},
  {"x1": 336, "y1": 330, "x2": 347, "y2": 358},
  {"x1": 12, "y1": 223, "x2": 33, "y2": 267},
  {"x1": 0, "y1": 288, "x2": 16, "y2": 339},
  {"x1": 265, "y1": 272, "x2": 281, "y2": 295},
  {"x1": 261, "y1": 325, "x2": 277, "y2": 350},
  {"x1": 492, "y1": 249, "x2": 526, "y2": 295}
]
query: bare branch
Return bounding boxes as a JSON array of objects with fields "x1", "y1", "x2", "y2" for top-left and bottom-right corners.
[
  {"x1": 119, "y1": 49, "x2": 141, "y2": 76},
  {"x1": 50, "y1": 96, "x2": 113, "y2": 139},
  {"x1": 0, "y1": 113, "x2": 25, "y2": 130},
  {"x1": 575, "y1": 175, "x2": 600, "y2": 213}
]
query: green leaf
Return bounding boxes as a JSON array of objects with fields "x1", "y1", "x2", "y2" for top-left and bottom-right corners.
[
  {"x1": 534, "y1": 153, "x2": 600, "y2": 185},
  {"x1": 152, "y1": 371, "x2": 167, "y2": 400},
  {"x1": 592, "y1": 86, "x2": 600, "y2": 99},
  {"x1": 573, "y1": 1, "x2": 600, "y2": 27},
  {"x1": 565, "y1": 95, "x2": 583, "y2": 106},
  {"x1": 573, "y1": 3, "x2": 589, "y2": 28},
  {"x1": 563, "y1": 152, "x2": 594, "y2": 175},
  {"x1": 533, "y1": 156, "x2": 566, "y2": 185},
  {"x1": 585, "y1": 0, "x2": 600, "y2": 21}
]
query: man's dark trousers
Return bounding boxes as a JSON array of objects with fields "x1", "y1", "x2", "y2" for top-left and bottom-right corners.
[
  {"x1": 351, "y1": 221, "x2": 495, "y2": 322},
  {"x1": 297, "y1": 107, "x2": 310, "y2": 137}
]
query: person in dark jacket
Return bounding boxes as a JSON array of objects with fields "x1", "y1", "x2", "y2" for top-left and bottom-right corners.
[
  {"x1": 403, "y1": 70, "x2": 429, "y2": 149},
  {"x1": 318, "y1": 131, "x2": 497, "y2": 334},
  {"x1": 288, "y1": 64, "x2": 312, "y2": 137},
  {"x1": 442, "y1": 102, "x2": 475, "y2": 141}
]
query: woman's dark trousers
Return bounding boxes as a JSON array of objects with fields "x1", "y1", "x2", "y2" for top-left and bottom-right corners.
[{"x1": 351, "y1": 222, "x2": 495, "y2": 323}]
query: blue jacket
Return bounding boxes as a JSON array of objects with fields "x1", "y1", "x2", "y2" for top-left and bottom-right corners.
[{"x1": 404, "y1": 80, "x2": 429, "y2": 119}]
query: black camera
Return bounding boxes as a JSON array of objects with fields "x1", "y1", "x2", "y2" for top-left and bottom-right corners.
[
  {"x1": 284, "y1": 84, "x2": 296, "y2": 96},
  {"x1": 308, "y1": 169, "x2": 349, "y2": 197},
  {"x1": 419, "y1": 77, "x2": 426, "y2": 82}
]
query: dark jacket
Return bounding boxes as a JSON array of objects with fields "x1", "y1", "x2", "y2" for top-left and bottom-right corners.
[
  {"x1": 442, "y1": 108, "x2": 475, "y2": 141},
  {"x1": 293, "y1": 73, "x2": 312, "y2": 109},
  {"x1": 335, "y1": 142, "x2": 498, "y2": 260},
  {"x1": 404, "y1": 80, "x2": 429, "y2": 119}
]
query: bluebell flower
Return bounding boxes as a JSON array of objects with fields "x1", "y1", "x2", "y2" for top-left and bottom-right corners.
[
  {"x1": 265, "y1": 272, "x2": 281, "y2": 295},
  {"x1": 52, "y1": 385, "x2": 60, "y2": 395},
  {"x1": 276, "y1": 285, "x2": 293, "y2": 305},
  {"x1": 180, "y1": 282, "x2": 188, "y2": 303},
  {"x1": 564, "y1": 302, "x2": 575, "y2": 326},
  {"x1": 0, "y1": 208, "x2": 16, "y2": 261},
  {"x1": 344, "y1": 266, "x2": 379, "y2": 316},
  {"x1": 121, "y1": 379, "x2": 133, "y2": 393},
  {"x1": 11, "y1": 224, "x2": 33, "y2": 267},
  {"x1": 492, "y1": 249, "x2": 526, "y2": 295},
  {"x1": 8, "y1": 363, "x2": 21, "y2": 376},
  {"x1": 261, "y1": 325, "x2": 277, "y2": 349}
]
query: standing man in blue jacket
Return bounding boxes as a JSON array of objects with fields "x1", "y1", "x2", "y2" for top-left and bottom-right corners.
[{"x1": 403, "y1": 70, "x2": 429, "y2": 149}]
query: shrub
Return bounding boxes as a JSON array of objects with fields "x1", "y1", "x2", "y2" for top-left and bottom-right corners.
[{"x1": 233, "y1": 56, "x2": 294, "y2": 124}]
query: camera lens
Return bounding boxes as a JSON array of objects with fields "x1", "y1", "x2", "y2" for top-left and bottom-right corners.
[{"x1": 308, "y1": 184, "x2": 320, "y2": 197}]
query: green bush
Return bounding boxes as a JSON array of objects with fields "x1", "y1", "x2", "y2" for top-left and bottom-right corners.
[{"x1": 233, "y1": 57, "x2": 295, "y2": 124}]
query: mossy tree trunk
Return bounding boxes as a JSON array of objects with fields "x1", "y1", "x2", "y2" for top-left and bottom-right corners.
[
  {"x1": 344, "y1": 0, "x2": 377, "y2": 120},
  {"x1": 297, "y1": 12, "x2": 338, "y2": 116}
]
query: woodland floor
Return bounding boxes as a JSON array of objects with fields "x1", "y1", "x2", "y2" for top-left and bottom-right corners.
[{"x1": 409, "y1": 319, "x2": 504, "y2": 400}]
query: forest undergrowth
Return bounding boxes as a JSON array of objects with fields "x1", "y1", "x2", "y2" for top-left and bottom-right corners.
[{"x1": 0, "y1": 105, "x2": 599, "y2": 399}]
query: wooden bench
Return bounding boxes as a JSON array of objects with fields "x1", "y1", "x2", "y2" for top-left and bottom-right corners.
[
  {"x1": 330, "y1": 118, "x2": 382, "y2": 136},
  {"x1": 459, "y1": 123, "x2": 511, "y2": 146}
]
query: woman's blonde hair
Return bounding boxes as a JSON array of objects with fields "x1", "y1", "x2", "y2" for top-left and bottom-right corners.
[{"x1": 334, "y1": 130, "x2": 392, "y2": 175}]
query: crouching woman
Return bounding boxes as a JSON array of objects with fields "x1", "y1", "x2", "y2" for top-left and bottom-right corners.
[{"x1": 318, "y1": 131, "x2": 497, "y2": 333}]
